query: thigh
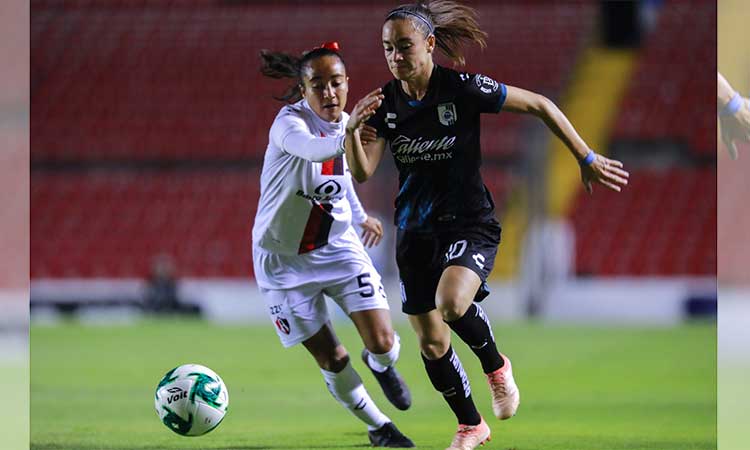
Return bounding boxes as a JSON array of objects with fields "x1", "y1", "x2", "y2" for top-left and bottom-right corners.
[
  {"x1": 435, "y1": 265, "x2": 482, "y2": 320},
  {"x1": 440, "y1": 222, "x2": 501, "y2": 303},
  {"x1": 324, "y1": 253, "x2": 389, "y2": 316},
  {"x1": 396, "y1": 229, "x2": 443, "y2": 315},
  {"x1": 407, "y1": 309, "x2": 452, "y2": 359},
  {"x1": 259, "y1": 286, "x2": 329, "y2": 348}
]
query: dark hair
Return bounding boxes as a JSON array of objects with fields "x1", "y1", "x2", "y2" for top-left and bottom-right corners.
[
  {"x1": 385, "y1": 1, "x2": 487, "y2": 66},
  {"x1": 259, "y1": 48, "x2": 346, "y2": 103}
]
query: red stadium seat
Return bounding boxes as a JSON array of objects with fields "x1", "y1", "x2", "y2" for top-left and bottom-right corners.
[
  {"x1": 32, "y1": 1, "x2": 595, "y2": 163},
  {"x1": 31, "y1": 170, "x2": 260, "y2": 278},
  {"x1": 568, "y1": 167, "x2": 716, "y2": 276},
  {"x1": 611, "y1": 0, "x2": 715, "y2": 156}
]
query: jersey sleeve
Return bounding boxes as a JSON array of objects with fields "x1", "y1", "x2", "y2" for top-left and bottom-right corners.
[
  {"x1": 270, "y1": 108, "x2": 345, "y2": 162},
  {"x1": 461, "y1": 72, "x2": 507, "y2": 114}
]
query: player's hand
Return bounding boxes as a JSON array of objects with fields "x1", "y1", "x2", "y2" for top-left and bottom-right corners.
[
  {"x1": 580, "y1": 153, "x2": 629, "y2": 194},
  {"x1": 360, "y1": 215, "x2": 383, "y2": 248},
  {"x1": 347, "y1": 88, "x2": 384, "y2": 133},
  {"x1": 359, "y1": 125, "x2": 378, "y2": 146},
  {"x1": 720, "y1": 98, "x2": 750, "y2": 159}
]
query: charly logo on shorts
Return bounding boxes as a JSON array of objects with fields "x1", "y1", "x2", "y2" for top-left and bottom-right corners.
[
  {"x1": 475, "y1": 74, "x2": 499, "y2": 94},
  {"x1": 437, "y1": 102, "x2": 457, "y2": 126},
  {"x1": 275, "y1": 316, "x2": 291, "y2": 335}
]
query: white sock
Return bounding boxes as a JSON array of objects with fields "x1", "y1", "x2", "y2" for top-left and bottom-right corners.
[
  {"x1": 366, "y1": 333, "x2": 401, "y2": 373},
  {"x1": 320, "y1": 361, "x2": 390, "y2": 430}
]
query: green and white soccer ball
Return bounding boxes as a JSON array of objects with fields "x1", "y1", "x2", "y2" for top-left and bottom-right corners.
[{"x1": 154, "y1": 364, "x2": 229, "y2": 436}]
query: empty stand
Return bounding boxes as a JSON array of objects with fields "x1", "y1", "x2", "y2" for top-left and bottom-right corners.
[
  {"x1": 569, "y1": 167, "x2": 716, "y2": 276},
  {"x1": 31, "y1": 1, "x2": 594, "y2": 162},
  {"x1": 31, "y1": 169, "x2": 260, "y2": 278},
  {"x1": 611, "y1": 0, "x2": 716, "y2": 156}
]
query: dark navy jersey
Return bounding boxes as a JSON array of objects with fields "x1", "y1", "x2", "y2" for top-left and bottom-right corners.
[{"x1": 366, "y1": 64, "x2": 507, "y2": 232}]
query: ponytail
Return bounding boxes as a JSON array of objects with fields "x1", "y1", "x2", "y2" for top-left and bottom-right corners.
[
  {"x1": 386, "y1": 1, "x2": 487, "y2": 66},
  {"x1": 260, "y1": 45, "x2": 346, "y2": 103},
  {"x1": 259, "y1": 50, "x2": 305, "y2": 103}
]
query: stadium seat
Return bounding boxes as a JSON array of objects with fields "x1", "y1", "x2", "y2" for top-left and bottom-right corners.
[
  {"x1": 569, "y1": 167, "x2": 716, "y2": 276},
  {"x1": 31, "y1": 170, "x2": 260, "y2": 278},
  {"x1": 32, "y1": 1, "x2": 595, "y2": 163},
  {"x1": 611, "y1": 0, "x2": 715, "y2": 156}
]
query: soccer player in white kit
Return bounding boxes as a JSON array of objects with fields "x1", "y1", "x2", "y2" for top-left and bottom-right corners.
[{"x1": 253, "y1": 42, "x2": 414, "y2": 448}]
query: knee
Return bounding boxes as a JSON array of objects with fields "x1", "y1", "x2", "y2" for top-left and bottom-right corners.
[
  {"x1": 435, "y1": 295, "x2": 467, "y2": 322},
  {"x1": 419, "y1": 336, "x2": 450, "y2": 360},
  {"x1": 367, "y1": 331, "x2": 394, "y2": 355},
  {"x1": 318, "y1": 345, "x2": 350, "y2": 373}
]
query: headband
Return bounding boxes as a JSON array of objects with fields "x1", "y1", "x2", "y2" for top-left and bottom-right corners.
[{"x1": 386, "y1": 9, "x2": 434, "y2": 34}]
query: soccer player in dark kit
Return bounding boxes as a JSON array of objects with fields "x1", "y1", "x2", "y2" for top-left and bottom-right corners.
[{"x1": 345, "y1": 2, "x2": 630, "y2": 449}]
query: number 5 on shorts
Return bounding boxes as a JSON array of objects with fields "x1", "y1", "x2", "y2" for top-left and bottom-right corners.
[{"x1": 357, "y1": 273, "x2": 374, "y2": 298}]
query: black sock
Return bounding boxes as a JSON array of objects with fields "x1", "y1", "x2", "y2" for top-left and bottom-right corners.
[
  {"x1": 422, "y1": 346, "x2": 481, "y2": 426},
  {"x1": 446, "y1": 303, "x2": 504, "y2": 374}
]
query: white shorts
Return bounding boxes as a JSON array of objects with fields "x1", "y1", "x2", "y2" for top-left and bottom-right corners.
[{"x1": 253, "y1": 228, "x2": 389, "y2": 348}]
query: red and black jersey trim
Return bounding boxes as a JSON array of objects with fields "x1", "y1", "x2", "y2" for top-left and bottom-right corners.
[
  {"x1": 322, "y1": 156, "x2": 344, "y2": 176},
  {"x1": 298, "y1": 202, "x2": 335, "y2": 254},
  {"x1": 319, "y1": 131, "x2": 344, "y2": 176}
]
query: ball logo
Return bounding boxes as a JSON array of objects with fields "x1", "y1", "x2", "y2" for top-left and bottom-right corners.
[
  {"x1": 275, "y1": 316, "x2": 291, "y2": 335},
  {"x1": 475, "y1": 74, "x2": 499, "y2": 94},
  {"x1": 165, "y1": 387, "x2": 188, "y2": 404},
  {"x1": 314, "y1": 180, "x2": 342, "y2": 196}
]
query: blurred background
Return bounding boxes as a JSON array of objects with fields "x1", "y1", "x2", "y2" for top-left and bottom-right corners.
[
  {"x1": 29, "y1": 1, "x2": 718, "y2": 449},
  {"x1": 1, "y1": 0, "x2": 29, "y2": 449},
  {"x1": 30, "y1": 0, "x2": 716, "y2": 325},
  {"x1": 717, "y1": 1, "x2": 749, "y2": 449}
]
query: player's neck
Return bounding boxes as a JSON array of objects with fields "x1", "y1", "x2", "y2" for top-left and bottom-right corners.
[{"x1": 400, "y1": 60, "x2": 434, "y2": 101}]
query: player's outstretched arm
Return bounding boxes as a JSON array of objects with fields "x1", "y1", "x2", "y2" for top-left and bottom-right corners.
[
  {"x1": 345, "y1": 88, "x2": 386, "y2": 182},
  {"x1": 502, "y1": 85, "x2": 629, "y2": 193},
  {"x1": 718, "y1": 72, "x2": 750, "y2": 159}
]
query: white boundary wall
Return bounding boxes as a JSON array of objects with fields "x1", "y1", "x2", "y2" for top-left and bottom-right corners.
[{"x1": 31, "y1": 277, "x2": 716, "y2": 326}]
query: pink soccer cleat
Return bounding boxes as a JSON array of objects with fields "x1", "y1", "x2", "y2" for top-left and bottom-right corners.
[
  {"x1": 486, "y1": 353, "x2": 520, "y2": 420},
  {"x1": 445, "y1": 416, "x2": 491, "y2": 450}
]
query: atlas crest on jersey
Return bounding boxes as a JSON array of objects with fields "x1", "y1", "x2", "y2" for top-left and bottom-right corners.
[{"x1": 437, "y1": 102, "x2": 457, "y2": 126}]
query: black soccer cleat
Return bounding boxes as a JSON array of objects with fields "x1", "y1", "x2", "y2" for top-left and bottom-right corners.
[
  {"x1": 362, "y1": 349, "x2": 412, "y2": 411},
  {"x1": 368, "y1": 422, "x2": 415, "y2": 448}
]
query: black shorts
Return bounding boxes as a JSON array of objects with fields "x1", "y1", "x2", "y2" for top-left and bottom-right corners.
[{"x1": 396, "y1": 221, "x2": 501, "y2": 315}]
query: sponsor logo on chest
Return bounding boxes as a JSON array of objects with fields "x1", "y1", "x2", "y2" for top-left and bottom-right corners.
[{"x1": 391, "y1": 134, "x2": 456, "y2": 164}]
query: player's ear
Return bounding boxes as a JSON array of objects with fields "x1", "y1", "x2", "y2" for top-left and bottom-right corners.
[
  {"x1": 426, "y1": 34, "x2": 436, "y2": 53},
  {"x1": 298, "y1": 83, "x2": 306, "y2": 99}
]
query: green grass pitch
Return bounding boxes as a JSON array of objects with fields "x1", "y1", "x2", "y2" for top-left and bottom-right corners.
[{"x1": 31, "y1": 319, "x2": 716, "y2": 450}]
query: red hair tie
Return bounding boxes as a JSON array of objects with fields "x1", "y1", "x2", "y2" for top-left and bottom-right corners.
[{"x1": 315, "y1": 41, "x2": 340, "y2": 52}]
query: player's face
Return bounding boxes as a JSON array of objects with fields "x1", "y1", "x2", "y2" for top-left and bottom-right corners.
[
  {"x1": 300, "y1": 55, "x2": 349, "y2": 123},
  {"x1": 382, "y1": 19, "x2": 434, "y2": 81}
]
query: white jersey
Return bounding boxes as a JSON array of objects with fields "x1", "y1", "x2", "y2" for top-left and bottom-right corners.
[{"x1": 252, "y1": 99, "x2": 368, "y2": 256}]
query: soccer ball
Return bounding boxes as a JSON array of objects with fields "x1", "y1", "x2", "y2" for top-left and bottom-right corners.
[{"x1": 154, "y1": 364, "x2": 229, "y2": 436}]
